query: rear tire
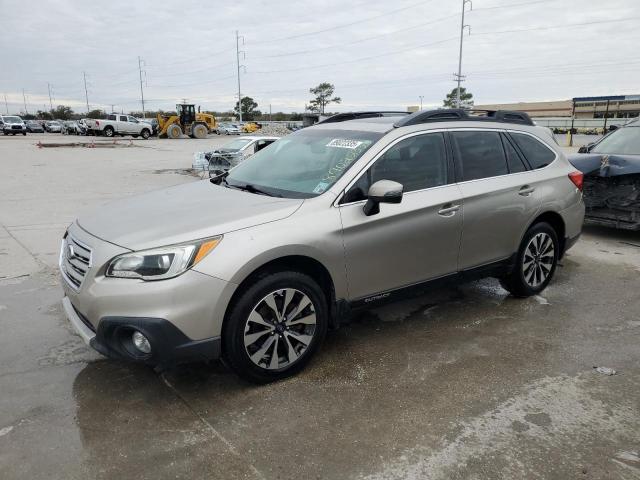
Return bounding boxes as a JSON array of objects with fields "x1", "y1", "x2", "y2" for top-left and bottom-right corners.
[
  {"x1": 167, "y1": 124, "x2": 182, "y2": 139},
  {"x1": 500, "y1": 222, "x2": 559, "y2": 297},
  {"x1": 223, "y1": 271, "x2": 328, "y2": 383},
  {"x1": 192, "y1": 123, "x2": 207, "y2": 139}
]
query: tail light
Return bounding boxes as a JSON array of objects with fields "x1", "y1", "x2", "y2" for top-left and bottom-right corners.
[
  {"x1": 568, "y1": 171, "x2": 584, "y2": 191},
  {"x1": 96, "y1": 120, "x2": 100, "y2": 126}
]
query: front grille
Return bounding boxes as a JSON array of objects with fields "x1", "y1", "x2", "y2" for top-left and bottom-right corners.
[
  {"x1": 11, "y1": 125, "x2": 22, "y2": 130},
  {"x1": 59, "y1": 235, "x2": 92, "y2": 291}
]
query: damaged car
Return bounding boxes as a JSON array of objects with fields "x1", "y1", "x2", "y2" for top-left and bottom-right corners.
[
  {"x1": 569, "y1": 119, "x2": 640, "y2": 230},
  {"x1": 192, "y1": 135, "x2": 279, "y2": 177}
]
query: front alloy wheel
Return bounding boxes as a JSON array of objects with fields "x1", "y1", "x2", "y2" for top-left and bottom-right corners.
[
  {"x1": 243, "y1": 289, "x2": 316, "y2": 370},
  {"x1": 223, "y1": 271, "x2": 328, "y2": 383}
]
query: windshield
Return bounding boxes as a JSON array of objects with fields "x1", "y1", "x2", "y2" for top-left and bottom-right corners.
[
  {"x1": 49, "y1": 121, "x2": 61, "y2": 125},
  {"x1": 219, "y1": 138, "x2": 252, "y2": 151},
  {"x1": 4, "y1": 116, "x2": 21, "y2": 123},
  {"x1": 592, "y1": 127, "x2": 640, "y2": 155},
  {"x1": 226, "y1": 128, "x2": 382, "y2": 198}
]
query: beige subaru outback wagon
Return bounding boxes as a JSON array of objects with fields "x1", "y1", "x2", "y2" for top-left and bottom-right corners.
[{"x1": 60, "y1": 109, "x2": 585, "y2": 383}]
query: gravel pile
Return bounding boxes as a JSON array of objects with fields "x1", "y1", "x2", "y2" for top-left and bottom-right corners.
[{"x1": 255, "y1": 124, "x2": 292, "y2": 137}]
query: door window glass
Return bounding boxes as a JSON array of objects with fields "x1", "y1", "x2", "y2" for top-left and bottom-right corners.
[
  {"x1": 501, "y1": 133, "x2": 528, "y2": 173},
  {"x1": 342, "y1": 133, "x2": 448, "y2": 203},
  {"x1": 510, "y1": 132, "x2": 556, "y2": 169},
  {"x1": 451, "y1": 131, "x2": 508, "y2": 181}
]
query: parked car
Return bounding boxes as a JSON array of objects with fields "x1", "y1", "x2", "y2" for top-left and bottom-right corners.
[
  {"x1": 45, "y1": 120, "x2": 62, "y2": 133},
  {"x1": 84, "y1": 114, "x2": 152, "y2": 139},
  {"x1": 25, "y1": 120, "x2": 44, "y2": 133},
  {"x1": 60, "y1": 108, "x2": 584, "y2": 383},
  {"x1": 0, "y1": 115, "x2": 27, "y2": 135},
  {"x1": 216, "y1": 123, "x2": 241, "y2": 135},
  {"x1": 192, "y1": 135, "x2": 280, "y2": 175},
  {"x1": 569, "y1": 119, "x2": 640, "y2": 230},
  {"x1": 61, "y1": 121, "x2": 80, "y2": 135}
]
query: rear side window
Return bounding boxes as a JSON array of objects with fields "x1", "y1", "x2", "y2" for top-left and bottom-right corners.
[
  {"x1": 501, "y1": 133, "x2": 528, "y2": 173},
  {"x1": 451, "y1": 131, "x2": 508, "y2": 181},
  {"x1": 510, "y1": 133, "x2": 555, "y2": 169}
]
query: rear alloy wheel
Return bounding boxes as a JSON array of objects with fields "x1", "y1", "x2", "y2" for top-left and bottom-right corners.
[
  {"x1": 500, "y1": 222, "x2": 559, "y2": 297},
  {"x1": 223, "y1": 272, "x2": 328, "y2": 383}
]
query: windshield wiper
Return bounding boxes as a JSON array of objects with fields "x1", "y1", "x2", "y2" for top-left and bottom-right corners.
[{"x1": 232, "y1": 183, "x2": 280, "y2": 197}]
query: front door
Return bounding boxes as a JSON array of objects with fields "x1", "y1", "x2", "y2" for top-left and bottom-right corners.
[{"x1": 338, "y1": 132, "x2": 464, "y2": 300}]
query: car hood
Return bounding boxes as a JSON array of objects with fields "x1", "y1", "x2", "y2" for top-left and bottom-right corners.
[
  {"x1": 568, "y1": 153, "x2": 640, "y2": 177},
  {"x1": 77, "y1": 180, "x2": 303, "y2": 251}
]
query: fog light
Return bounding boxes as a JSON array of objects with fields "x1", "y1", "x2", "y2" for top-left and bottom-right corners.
[{"x1": 132, "y1": 331, "x2": 151, "y2": 354}]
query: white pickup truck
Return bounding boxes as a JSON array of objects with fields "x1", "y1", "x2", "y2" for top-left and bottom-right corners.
[{"x1": 85, "y1": 114, "x2": 153, "y2": 139}]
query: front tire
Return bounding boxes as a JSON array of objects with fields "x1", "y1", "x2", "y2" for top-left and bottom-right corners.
[
  {"x1": 223, "y1": 271, "x2": 328, "y2": 383},
  {"x1": 103, "y1": 126, "x2": 114, "y2": 138},
  {"x1": 140, "y1": 128, "x2": 150, "y2": 139},
  {"x1": 500, "y1": 222, "x2": 559, "y2": 297}
]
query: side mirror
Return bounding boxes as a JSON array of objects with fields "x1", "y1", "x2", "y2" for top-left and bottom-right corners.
[
  {"x1": 609, "y1": 124, "x2": 619, "y2": 132},
  {"x1": 578, "y1": 142, "x2": 596, "y2": 154},
  {"x1": 363, "y1": 180, "x2": 403, "y2": 216}
]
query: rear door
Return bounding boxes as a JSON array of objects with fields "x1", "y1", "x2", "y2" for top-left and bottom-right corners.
[
  {"x1": 451, "y1": 129, "x2": 541, "y2": 270},
  {"x1": 118, "y1": 115, "x2": 129, "y2": 134},
  {"x1": 339, "y1": 132, "x2": 464, "y2": 300}
]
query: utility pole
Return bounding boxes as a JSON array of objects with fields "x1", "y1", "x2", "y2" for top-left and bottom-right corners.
[
  {"x1": 419, "y1": 96, "x2": 424, "y2": 111},
  {"x1": 83, "y1": 72, "x2": 90, "y2": 114},
  {"x1": 454, "y1": 0, "x2": 472, "y2": 108},
  {"x1": 235, "y1": 30, "x2": 245, "y2": 123},
  {"x1": 3, "y1": 93, "x2": 8, "y2": 114},
  {"x1": 47, "y1": 83, "x2": 54, "y2": 112},
  {"x1": 22, "y1": 89, "x2": 28, "y2": 115},
  {"x1": 269, "y1": 104, "x2": 272, "y2": 122},
  {"x1": 138, "y1": 56, "x2": 146, "y2": 118}
]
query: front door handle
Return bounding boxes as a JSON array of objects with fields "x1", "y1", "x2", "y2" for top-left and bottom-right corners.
[
  {"x1": 519, "y1": 185, "x2": 535, "y2": 196},
  {"x1": 438, "y1": 203, "x2": 460, "y2": 217}
]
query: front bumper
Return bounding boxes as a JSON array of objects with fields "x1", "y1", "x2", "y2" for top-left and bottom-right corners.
[
  {"x1": 63, "y1": 296, "x2": 221, "y2": 367},
  {"x1": 60, "y1": 223, "x2": 236, "y2": 366}
]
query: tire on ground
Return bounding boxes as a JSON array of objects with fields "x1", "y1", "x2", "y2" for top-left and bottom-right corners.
[
  {"x1": 167, "y1": 124, "x2": 182, "y2": 139},
  {"x1": 500, "y1": 221, "x2": 559, "y2": 298},
  {"x1": 192, "y1": 123, "x2": 207, "y2": 139},
  {"x1": 223, "y1": 271, "x2": 329, "y2": 383}
]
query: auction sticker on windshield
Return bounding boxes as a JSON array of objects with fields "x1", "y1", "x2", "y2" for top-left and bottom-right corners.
[{"x1": 326, "y1": 139, "x2": 364, "y2": 149}]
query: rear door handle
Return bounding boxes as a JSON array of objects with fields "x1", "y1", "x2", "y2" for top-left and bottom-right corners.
[
  {"x1": 438, "y1": 203, "x2": 460, "y2": 217},
  {"x1": 519, "y1": 185, "x2": 535, "y2": 196}
]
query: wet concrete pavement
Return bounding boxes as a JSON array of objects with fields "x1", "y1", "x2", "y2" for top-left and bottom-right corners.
[{"x1": 1, "y1": 135, "x2": 640, "y2": 479}]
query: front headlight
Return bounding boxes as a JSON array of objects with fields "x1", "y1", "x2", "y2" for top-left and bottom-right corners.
[{"x1": 106, "y1": 236, "x2": 222, "y2": 280}]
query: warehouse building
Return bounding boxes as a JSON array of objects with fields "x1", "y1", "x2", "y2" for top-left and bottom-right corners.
[{"x1": 474, "y1": 95, "x2": 640, "y2": 119}]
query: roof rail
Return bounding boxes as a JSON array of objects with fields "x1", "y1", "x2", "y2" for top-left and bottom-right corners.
[
  {"x1": 393, "y1": 108, "x2": 535, "y2": 128},
  {"x1": 317, "y1": 111, "x2": 410, "y2": 124}
]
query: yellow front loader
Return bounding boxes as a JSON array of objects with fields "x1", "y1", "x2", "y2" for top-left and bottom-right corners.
[{"x1": 157, "y1": 104, "x2": 217, "y2": 139}]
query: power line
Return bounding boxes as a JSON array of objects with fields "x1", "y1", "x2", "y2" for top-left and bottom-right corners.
[
  {"x1": 254, "y1": 0, "x2": 436, "y2": 44},
  {"x1": 473, "y1": 15, "x2": 640, "y2": 36}
]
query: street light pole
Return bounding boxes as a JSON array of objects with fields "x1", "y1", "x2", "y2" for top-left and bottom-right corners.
[
  {"x1": 235, "y1": 30, "x2": 245, "y2": 123},
  {"x1": 419, "y1": 96, "x2": 424, "y2": 111}
]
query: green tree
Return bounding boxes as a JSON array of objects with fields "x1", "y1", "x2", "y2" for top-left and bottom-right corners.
[
  {"x1": 87, "y1": 109, "x2": 105, "y2": 119},
  {"x1": 443, "y1": 87, "x2": 474, "y2": 109},
  {"x1": 35, "y1": 110, "x2": 53, "y2": 120},
  {"x1": 234, "y1": 97, "x2": 261, "y2": 121},
  {"x1": 51, "y1": 105, "x2": 75, "y2": 120},
  {"x1": 307, "y1": 82, "x2": 341, "y2": 115}
]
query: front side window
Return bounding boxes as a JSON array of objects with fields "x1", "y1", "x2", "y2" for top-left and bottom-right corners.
[
  {"x1": 451, "y1": 131, "x2": 508, "y2": 181},
  {"x1": 226, "y1": 129, "x2": 382, "y2": 198},
  {"x1": 510, "y1": 132, "x2": 556, "y2": 169},
  {"x1": 343, "y1": 133, "x2": 448, "y2": 203}
]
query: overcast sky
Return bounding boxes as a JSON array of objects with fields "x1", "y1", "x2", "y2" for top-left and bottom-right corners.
[{"x1": 1, "y1": 0, "x2": 639, "y2": 115}]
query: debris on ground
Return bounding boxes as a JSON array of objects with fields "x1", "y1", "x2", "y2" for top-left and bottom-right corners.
[
  {"x1": 255, "y1": 124, "x2": 292, "y2": 136},
  {"x1": 593, "y1": 366, "x2": 617, "y2": 375}
]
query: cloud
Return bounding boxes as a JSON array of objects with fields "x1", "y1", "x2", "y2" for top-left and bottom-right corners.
[{"x1": 1, "y1": 0, "x2": 638, "y2": 114}]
